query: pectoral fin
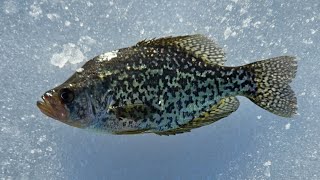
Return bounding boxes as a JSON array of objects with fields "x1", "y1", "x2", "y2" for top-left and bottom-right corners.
[
  {"x1": 110, "y1": 103, "x2": 155, "y2": 121},
  {"x1": 155, "y1": 97, "x2": 240, "y2": 136}
]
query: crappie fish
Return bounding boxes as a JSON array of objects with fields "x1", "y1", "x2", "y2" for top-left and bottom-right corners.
[{"x1": 37, "y1": 34, "x2": 297, "y2": 135}]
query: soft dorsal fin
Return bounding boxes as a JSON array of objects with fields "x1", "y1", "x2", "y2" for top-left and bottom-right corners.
[
  {"x1": 137, "y1": 34, "x2": 226, "y2": 66},
  {"x1": 155, "y1": 97, "x2": 239, "y2": 136}
]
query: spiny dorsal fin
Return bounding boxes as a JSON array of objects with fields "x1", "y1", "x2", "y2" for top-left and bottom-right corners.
[
  {"x1": 155, "y1": 97, "x2": 239, "y2": 136},
  {"x1": 137, "y1": 34, "x2": 226, "y2": 66}
]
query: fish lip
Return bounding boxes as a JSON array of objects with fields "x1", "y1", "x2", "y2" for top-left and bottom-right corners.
[
  {"x1": 37, "y1": 99, "x2": 58, "y2": 120},
  {"x1": 36, "y1": 96, "x2": 69, "y2": 121}
]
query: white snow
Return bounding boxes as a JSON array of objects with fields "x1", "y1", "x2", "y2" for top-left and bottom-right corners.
[
  {"x1": 263, "y1": 161, "x2": 272, "y2": 177},
  {"x1": 3, "y1": 0, "x2": 18, "y2": 14},
  {"x1": 285, "y1": 123, "x2": 291, "y2": 130},
  {"x1": 76, "y1": 67, "x2": 84, "y2": 73},
  {"x1": 242, "y1": 17, "x2": 252, "y2": 28},
  {"x1": 302, "y1": 38, "x2": 313, "y2": 44},
  {"x1": 224, "y1": 27, "x2": 232, "y2": 40},
  {"x1": 257, "y1": 115, "x2": 262, "y2": 119},
  {"x1": 253, "y1": 21, "x2": 261, "y2": 28},
  {"x1": 65, "y1": 20, "x2": 71, "y2": 26},
  {"x1": 226, "y1": 4, "x2": 233, "y2": 11},
  {"x1": 46, "y1": 13, "x2": 60, "y2": 21},
  {"x1": 50, "y1": 43, "x2": 86, "y2": 68},
  {"x1": 98, "y1": 50, "x2": 118, "y2": 62},
  {"x1": 29, "y1": 4, "x2": 42, "y2": 18}
]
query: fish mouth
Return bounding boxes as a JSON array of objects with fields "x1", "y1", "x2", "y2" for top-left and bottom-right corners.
[{"x1": 37, "y1": 95, "x2": 69, "y2": 121}]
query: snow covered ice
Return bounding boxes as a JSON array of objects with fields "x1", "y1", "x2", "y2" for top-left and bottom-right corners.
[{"x1": 0, "y1": 0, "x2": 319, "y2": 179}]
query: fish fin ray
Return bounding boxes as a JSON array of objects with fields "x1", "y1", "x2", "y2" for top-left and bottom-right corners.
[
  {"x1": 154, "y1": 97, "x2": 239, "y2": 136},
  {"x1": 113, "y1": 128, "x2": 151, "y2": 135},
  {"x1": 110, "y1": 103, "x2": 155, "y2": 121},
  {"x1": 245, "y1": 56, "x2": 297, "y2": 117},
  {"x1": 137, "y1": 34, "x2": 226, "y2": 65}
]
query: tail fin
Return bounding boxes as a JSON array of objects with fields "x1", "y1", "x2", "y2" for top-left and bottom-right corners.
[{"x1": 245, "y1": 56, "x2": 298, "y2": 117}]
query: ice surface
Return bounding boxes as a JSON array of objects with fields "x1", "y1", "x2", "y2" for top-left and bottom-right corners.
[
  {"x1": 3, "y1": 0, "x2": 18, "y2": 14},
  {"x1": 1, "y1": 0, "x2": 319, "y2": 179}
]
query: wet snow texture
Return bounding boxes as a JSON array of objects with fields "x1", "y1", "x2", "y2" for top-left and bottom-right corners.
[{"x1": 0, "y1": 0, "x2": 319, "y2": 179}]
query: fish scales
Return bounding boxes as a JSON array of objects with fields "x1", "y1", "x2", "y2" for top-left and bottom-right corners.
[
  {"x1": 37, "y1": 34, "x2": 297, "y2": 135},
  {"x1": 92, "y1": 46, "x2": 254, "y2": 131}
]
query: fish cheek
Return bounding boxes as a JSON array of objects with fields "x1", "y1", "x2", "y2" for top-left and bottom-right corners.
[{"x1": 65, "y1": 101, "x2": 87, "y2": 121}]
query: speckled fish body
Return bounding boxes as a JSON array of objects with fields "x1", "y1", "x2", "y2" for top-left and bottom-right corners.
[{"x1": 37, "y1": 35, "x2": 297, "y2": 135}]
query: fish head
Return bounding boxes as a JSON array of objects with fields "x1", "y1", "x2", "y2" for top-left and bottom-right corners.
[{"x1": 37, "y1": 85, "x2": 93, "y2": 128}]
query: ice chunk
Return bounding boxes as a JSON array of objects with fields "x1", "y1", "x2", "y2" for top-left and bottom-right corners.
[
  {"x1": 50, "y1": 43, "x2": 86, "y2": 68},
  {"x1": 285, "y1": 123, "x2": 291, "y2": 130}
]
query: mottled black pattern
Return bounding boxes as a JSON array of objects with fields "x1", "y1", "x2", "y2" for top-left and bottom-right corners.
[{"x1": 78, "y1": 45, "x2": 257, "y2": 131}]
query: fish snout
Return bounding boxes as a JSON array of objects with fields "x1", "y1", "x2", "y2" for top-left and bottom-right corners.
[{"x1": 37, "y1": 92, "x2": 69, "y2": 121}]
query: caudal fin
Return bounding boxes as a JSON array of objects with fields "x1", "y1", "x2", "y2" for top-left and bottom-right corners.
[{"x1": 245, "y1": 56, "x2": 298, "y2": 117}]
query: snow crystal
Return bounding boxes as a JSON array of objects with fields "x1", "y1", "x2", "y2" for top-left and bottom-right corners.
[
  {"x1": 50, "y1": 43, "x2": 86, "y2": 68},
  {"x1": 257, "y1": 115, "x2": 262, "y2": 119},
  {"x1": 226, "y1": 4, "x2": 233, "y2": 11},
  {"x1": 285, "y1": 123, "x2": 291, "y2": 130},
  {"x1": 242, "y1": 17, "x2": 252, "y2": 28},
  {"x1": 3, "y1": 0, "x2": 18, "y2": 14},
  {"x1": 46, "y1": 13, "x2": 60, "y2": 21},
  {"x1": 240, "y1": 8, "x2": 247, "y2": 15},
  {"x1": 311, "y1": 29, "x2": 317, "y2": 34},
  {"x1": 87, "y1": 2, "x2": 93, "y2": 7},
  {"x1": 263, "y1": 161, "x2": 272, "y2": 177},
  {"x1": 224, "y1": 27, "x2": 232, "y2": 40},
  {"x1": 29, "y1": 4, "x2": 42, "y2": 18},
  {"x1": 65, "y1": 20, "x2": 71, "y2": 26},
  {"x1": 253, "y1": 21, "x2": 261, "y2": 28},
  {"x1": 302, "y1": 38, "x2": 313, "y2": 44}
]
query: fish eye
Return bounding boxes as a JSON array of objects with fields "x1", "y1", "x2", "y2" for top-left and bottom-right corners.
[{"x1": 59, "y1": 88, "x2": 74, "y2": 104}]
